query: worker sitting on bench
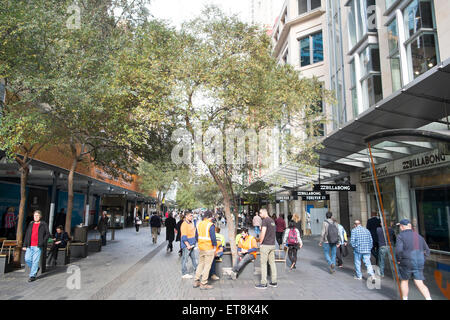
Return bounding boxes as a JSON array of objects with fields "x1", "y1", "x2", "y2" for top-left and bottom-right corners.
[{"x1": 230, "y1": 228, "x2": 258, "y2": 280}]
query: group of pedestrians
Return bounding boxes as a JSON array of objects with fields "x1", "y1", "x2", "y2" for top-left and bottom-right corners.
[{"x1": 318, "y1": 211, "x2": 432, "y2": 300}]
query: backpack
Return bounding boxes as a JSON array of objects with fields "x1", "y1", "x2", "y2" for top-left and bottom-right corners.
[
  {"x1": 326, "y1": 220, "x2": 339, "y2": 244},
  {"x1": 287, "y1": 228, "x2": 298, "y2": 245}
]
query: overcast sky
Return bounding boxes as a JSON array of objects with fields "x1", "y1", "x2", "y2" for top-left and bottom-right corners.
[{"x1": 148, "y1": 0, "x2": 252, "y2": 28}]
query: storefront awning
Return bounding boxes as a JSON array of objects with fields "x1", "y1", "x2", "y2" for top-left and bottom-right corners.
[{"x1": 318, "y1": 57, "x2": 450, "y2": 171}]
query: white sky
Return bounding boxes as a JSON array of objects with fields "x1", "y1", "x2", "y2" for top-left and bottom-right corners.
[{"x1": 148, "y1": 0, "x2": 252, "y2": 28}]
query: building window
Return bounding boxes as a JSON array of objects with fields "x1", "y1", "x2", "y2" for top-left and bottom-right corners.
[
  {"x1": 387, "y1": 19, "x2": 402, "y2": 91},
  {"x1": 401, "y1": 0, "x2": 438, "y2": 80},
  {"x1": 404, "y1": 0, "x2": 434, "y2": 40},
  {"x1": 361, "y1": 75, "x2": 382, "y2": 109},
  {"x1": 298, "y1": 0, "x2": 321, "y2": 15},
  {"x1": 299, "y1": 31, "x2": 323, "y2": 67},
  {"x1": 350, "y1": 61, "x2": 358, "y2": 117},
  {"x1": 390, "y1": 54, "x2": 402, "y2": 92},
  {"x1": 360, "y1": 45, "x2": 380, "y2": 77},
  {"x1": 385, "y1": 0, "x2": 397, "y2": 11},
  {"x1": 347, "y1": 0, "x2": 377, "y2": 51},
  {"x1": 407, "y1": 33, "x2": 438, "y2": 79},
  {"x1": 359, "y1": 45, "x2": 382, "y2": 109}
]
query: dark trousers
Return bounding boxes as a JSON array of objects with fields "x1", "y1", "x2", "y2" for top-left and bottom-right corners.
[
  {"x1": 47, "y1": 243, "x2": 65, "y2": 264},
  {"x1": 276, "y1": 232, "x2": 284, "y2": 246},
  {"x1": 101, "y1": 233, "x2": 107, "y2": 246},
  {"x1": 371, "y1": 244, "x2": 379, "y2": 264},
  {"x1": 287, "y1": 245, "x2": 298, "y2": 265},
  {"x1": 167, "y1": 240, "x2": 173, "y2": 251},
  {"x1": 336, "y1": 246, "x2": 343, "y2": 266},
  {"x1": 5, "y1": 227, "x2": 16, "y2": 240},
  {"x1": 135, "y1": 225, "x2": 140, "y2": 232}
]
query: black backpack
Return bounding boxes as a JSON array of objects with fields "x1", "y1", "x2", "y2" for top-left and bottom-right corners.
[{"x1": 326, "y1": 220, "x2": 339, "y2": 244}]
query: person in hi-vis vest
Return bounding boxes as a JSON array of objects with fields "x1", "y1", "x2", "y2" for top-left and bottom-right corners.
[
  {"x1": 193, "y1": 211, "x2": 217, "y2": 290},
  {"x1": 230, "y1": 228, "x2": 258, "y2": 280}
]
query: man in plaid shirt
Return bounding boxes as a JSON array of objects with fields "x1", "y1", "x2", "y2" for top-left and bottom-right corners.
[{"x1": 350, "y1": 220, "x2": 375, "y2": 280}]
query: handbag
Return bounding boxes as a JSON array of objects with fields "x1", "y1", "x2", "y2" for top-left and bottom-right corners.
[{"x1": 342, "y1": 244, "x2": 349, "y2": 257}]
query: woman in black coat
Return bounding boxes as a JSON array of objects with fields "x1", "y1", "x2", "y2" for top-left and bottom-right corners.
[{"x1": 165, "y1": 213, "x2": 177, "y2": 252}]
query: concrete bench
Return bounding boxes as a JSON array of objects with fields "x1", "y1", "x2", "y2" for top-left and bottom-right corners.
[
  {"x1": 70, "y1": 242, "x2": 88, "y2": 258},
  {"x1": 46, "y1": 245, "x2": 70, "y2": 266},
  {"x1": 88, "y1": 239, "x2": 102, "y2": 253}
]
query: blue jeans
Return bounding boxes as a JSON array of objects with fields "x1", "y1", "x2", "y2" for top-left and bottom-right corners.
[
  {"x1": 254, "y1": 226, "x2": 260, "y2": 237},
  {"x1": 354, "y1": 252, "x2": 374, "y2": 278},
  {"x1": 25, "y1": 247, "x2": 42, "y2": 278},
  {"x1": 322, "y1": 243, "x2": 337, "y2": 266},
  {"x1": 181, "y1": 247, "x2": 198, "y2": 275},
  {"x1": 378, "y1": 246, "x2": 394, "y2": 276}
]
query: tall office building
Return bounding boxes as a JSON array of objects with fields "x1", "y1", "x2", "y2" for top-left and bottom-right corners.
[{"x1": 251, "y1": 0, "x2": 285, "y2": 31}]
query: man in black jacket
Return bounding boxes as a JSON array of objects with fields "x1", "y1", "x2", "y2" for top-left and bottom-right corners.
[
  {"x1": 22, "y1": 210, "x2": 50, "y2": 282},
  {"x1": 150, "y1": 213, "x2": 161, "y2": 244},
  {"x1": 47, "y1": 225, "x2": 69, "y2": 266}
]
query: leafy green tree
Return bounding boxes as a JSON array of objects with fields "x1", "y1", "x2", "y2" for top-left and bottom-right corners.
[
  {"x1": 136, "y1": 7, "x2": 331, "y2": 261},
  {"x1": 138, "y1": 161, "x2": 184, "y2": 215},
  {"x1": 0, "y1": 0, "x2": 155, "y2": 236}
]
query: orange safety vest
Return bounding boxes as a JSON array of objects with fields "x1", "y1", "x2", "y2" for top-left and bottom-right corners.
[
  {"x1": 239, "y1": 235, "x2": 257, "y2": 258},
  {"x1": 197, "y1": 220, "x2": 214, "y2": 251}
]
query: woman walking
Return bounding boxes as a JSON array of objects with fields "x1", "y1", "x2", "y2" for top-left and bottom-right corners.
[
  {"x1": 283, "y1": 221, "x2": 303, "y2": 270},
  {"x1": 135, "y1": 215, "x2": 142, "y2": 233}
]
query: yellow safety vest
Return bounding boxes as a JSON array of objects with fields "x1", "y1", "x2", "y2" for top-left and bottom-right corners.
[
  {"x1": 197, "y1": 220, "x2": 214, "y2": 251},
  {"x1": 239, "y1": 235, "x2": 257, "y2": 258}
]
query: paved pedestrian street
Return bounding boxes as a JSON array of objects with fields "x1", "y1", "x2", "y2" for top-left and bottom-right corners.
[{"x1": 0, "y1": 226, "x2": 444, "y2": 300}]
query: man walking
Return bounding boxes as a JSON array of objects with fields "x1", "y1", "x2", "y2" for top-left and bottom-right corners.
[
  {"x1": 377, "y1": 221, "x2": 396, "y2": 277},
  {"x1": 275, "y1": 214, "x2": 286, "y2": 249},
  {"x1": 193, "y1": 211, "x2": 216, "y2": 290},
  {"x1": 395, "y1": 219, "x2": 432, "y2": 300},
  {"x1": 22, "y1": 210, "x2": 50, "y2": 282},
  {"x1": 230, "y1": 228, "x2": 258, "y2": 280},
  {"x1": 255, "y1": 208, "x2": 277, "y2": 289},
  {"x1": 350, "y1": 220, "x2": 375, "y2": 280},
  {"x1": 319, "y1": 212, "x2": 340, "y2": 274},
  {"x1": 367, "y1": 212, "x2": 381, "y2": 262},
  {"x1": 95, "y1": 211, "x2": 109, "y2": 246},
  {"x1": 252, "y1": 212, "x2": 262, "y2": 239},
  {"x1": 180, "y1": 212, "x2": 198, "y2": 279},
  {"x1": 150, "y1": 212, "x2": 161, "y2": 244}
]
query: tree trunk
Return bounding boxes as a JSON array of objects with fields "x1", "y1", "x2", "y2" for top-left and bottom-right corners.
[
  {"x1": 208, "y1": 169, "x2": 238, "y2": 265},
  {"x1": 65, "y1": 155, "x2": 78, "y2": 237},
  {"x1": 13, "y1": 160, "x2": 29, "y2": 266},
  {"x1": 156, "y1": 191, "x2": 162, "y2": 216}
]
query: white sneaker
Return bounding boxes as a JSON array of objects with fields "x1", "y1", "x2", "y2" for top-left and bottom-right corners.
[{"x1": 182, "y1": 274, "x2": 193, "y2": 279}]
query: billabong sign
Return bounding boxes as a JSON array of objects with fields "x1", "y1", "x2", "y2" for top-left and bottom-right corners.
[
  {"x1": 294, "y1": 191, "x2": 327, "y2": 196},
  {"x1": 314, "y1": 184, "x2": 356, "y2": 191}
]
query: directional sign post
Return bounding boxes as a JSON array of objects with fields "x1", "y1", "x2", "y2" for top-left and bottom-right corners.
[{"x1": 301, "y1": 195, "x2": 330, "y2": 201}]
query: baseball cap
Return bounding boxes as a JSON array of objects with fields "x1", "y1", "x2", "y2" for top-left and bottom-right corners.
[{"x1": 397, "y1": 219, "x2": 410, "y2": 226}]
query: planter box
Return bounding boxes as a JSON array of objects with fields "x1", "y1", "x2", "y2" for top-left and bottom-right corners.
[
  {"x1": 0, "y1": 255, "x2": 7, "y2": 277},
  {"x1": 88, "y1": 239, "x2": 102, "y2": 253},
  {"x1": 46, "y1": 247, "x2": 70, "y2": 266},
  {"x1": 70, "y1": 243, "x2": 88, "y2": 258}
]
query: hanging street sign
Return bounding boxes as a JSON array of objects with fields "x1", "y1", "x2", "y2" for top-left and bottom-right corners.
[
  {"x1": 302, "y1": 195, "x2": 330, "y2": 201},
  {"x1": 293, "y1": 191, "x2": 327, "y2": 197},
  {"x1": 313, "y1": 184, "x2": 356, "y2": 192}
]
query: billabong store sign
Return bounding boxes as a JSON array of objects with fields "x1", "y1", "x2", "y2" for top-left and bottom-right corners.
[
  {"x1": 313, "y1": 184, "x2": 356, "y2": 191},
  {"x1": 360, "y1": 149, "x2": 450, "y2": 182}
]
